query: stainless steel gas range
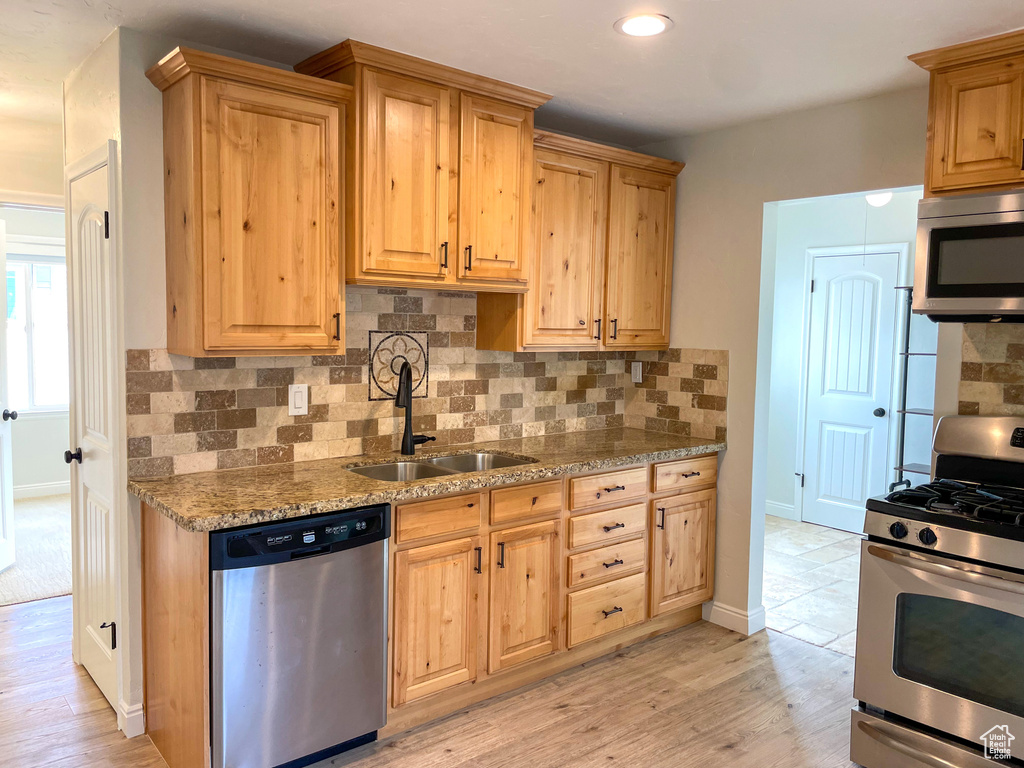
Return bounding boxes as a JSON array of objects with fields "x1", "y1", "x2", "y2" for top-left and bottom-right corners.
[{"x1": 851, "y1": 416, "x2": 1024, "y2": 768}]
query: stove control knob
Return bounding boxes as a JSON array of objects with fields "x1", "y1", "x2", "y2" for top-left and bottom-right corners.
[
  {"x1": 889, "y1": 522, "x2": 908, "y2": 539},
  {"x1": 918, "y1": 528, "x2": 938, "y2": 546}
]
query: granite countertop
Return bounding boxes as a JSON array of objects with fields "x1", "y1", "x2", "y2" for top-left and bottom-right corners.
[{"x1": 128, "y1": 428, "x2": 725, "y2": 532}]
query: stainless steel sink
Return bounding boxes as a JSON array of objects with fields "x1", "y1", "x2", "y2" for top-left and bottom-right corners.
[
  {"x1": 420, "y1": 452, "x2": 536, "y2": 473},
  {"x1": 346, "y1": 462, "x2": 459, "y2": 482}
]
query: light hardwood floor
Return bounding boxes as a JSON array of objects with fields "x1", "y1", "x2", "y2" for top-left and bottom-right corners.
[{"x1": 0, "y1": 596, "x2": 857, "y2": 768}]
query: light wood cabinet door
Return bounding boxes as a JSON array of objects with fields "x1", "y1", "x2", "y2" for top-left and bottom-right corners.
[
  {"x1": 457, "y1": 93, "x2": 532, "y2": 284},
  {"x1": 200, "y1": 78, "x2": 342, "y2": 351},
  {"x1": 392, "y1": 536, "x2": 482, "y2": 706},
  {"x1": 604, "y1": 165, "x2": 675, "y2": 350},
  {"x1": 521, "y1": 150, "x2": 608, "y2": 348},
  {"x1": 650, "y1": 489, "x2": 715, "y2": 617},
  {"x1": 362, "y1": 69, "x2": 452, "y2": 280},
  {"x1": 488, "y1": 520, "x2": 560, "y2": 673},
  {"x1": 929, "y1": 57, "x2": 1024, "y2": 193}
]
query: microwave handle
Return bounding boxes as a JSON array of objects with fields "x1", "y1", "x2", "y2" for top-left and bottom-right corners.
[
  {"x1": 856, "y1": 718, "x2": 980, "y2": 768},
  {"x1": 867, "y1": 544, "x2": 1024, "y2": 596}
]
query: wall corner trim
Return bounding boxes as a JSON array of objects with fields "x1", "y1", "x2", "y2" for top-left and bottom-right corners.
[
  {"x1": 118, "y1": 698, "x2": 146, "y2": 738},
  {"x1": 702, "y1": 601, "x2": 767, "y2": 636}
]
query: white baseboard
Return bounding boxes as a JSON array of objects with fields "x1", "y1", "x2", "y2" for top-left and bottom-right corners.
[
  {"x1": 118, "y1": 699, "x2": 145, "y2": 738},
  {"x1": 765, "y1": 501, "x2": 798, "y2": 521},
  {"x1": 14, "y1": 480, "x2": 70, "y2": 500},
  {"x1": 703, "y1": 601, "x2": 767, "y2": 636}
]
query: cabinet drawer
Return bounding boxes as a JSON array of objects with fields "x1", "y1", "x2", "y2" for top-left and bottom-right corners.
[
  {"x1": 570, "y1": 467, "x2": 647, "y2": 510},
  {"x1": 567, "y1": 503, "x2": 646, "y2": 549},
  {"x1": 567, "y1": 572, "x2": 646, "y2": 647},
  {"x1": 395, "y1": 494, "x2": 482, "y2": 544},
  {"x1": 653, "y1": 455, "x2": 718, "y2": 493},
  {"x1": 567, "y1": 538, "x2": 646, "y2": 588},
  {"x1": 490, "y1": 480, "x2": 563, "y2": 525}
]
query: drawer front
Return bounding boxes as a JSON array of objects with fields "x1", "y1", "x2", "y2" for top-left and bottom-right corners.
[
  {"x1": 490, "y1": 480, "x2": 563, "y2": 526},
  {"x1": 653, "y1": 455, "x2": 717, "y2": 493},
  {"x1": 395, "y1": 494, "x2": 482, "y2": 544},
  {"x1": 568, "y1": 503, "x2": 646, "y2": 550},
  {"x1": 567, "y1": 572, "x2": 646, "y2": 647},
  {"x1": 570, "y1": 467, "x2": 648, "y2": 510},
  {"x1": 567, "y1": 538, "x2": 646, "y2": 588}
]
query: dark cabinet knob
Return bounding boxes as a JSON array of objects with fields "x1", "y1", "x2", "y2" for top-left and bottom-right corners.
[
  {"x1": 873, "y1": 407, "x2": 887, "y2": 418},
  {"x1": 65, "y1": 448, "x2": 83, "y2": 464},
  {"x1": 2, "y1": 409, "x2": 16, "y2": 421}
]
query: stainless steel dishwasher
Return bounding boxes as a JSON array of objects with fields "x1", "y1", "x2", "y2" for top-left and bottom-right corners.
[{"x1": 209, "y1": 504, "x2": 389, "y2": 768}]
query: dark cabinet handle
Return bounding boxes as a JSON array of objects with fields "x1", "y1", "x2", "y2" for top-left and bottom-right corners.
[
  {"x1": 611, "y1": 318, "x2": 618, "y2": 340},
  {"x1": 681, "y1": 471, "x2": 701, "y2": 479},
  {"x1": 99, "y1": 621, "x2": 117, "y2": 650},
  {"x1": 474, "y1": 546, "x2": 482, "y2": 574},
  {"x1": 2, "y1": 409, "x2": 16, "y2": 421},
  {"x1": 601, "y1": 606, "x2": 623, "y2": 618},
  {"x1": 657, "y1": 507, "x2": 666, "y2": 529},
  {"x1": 441, "y1": 241, "x2": 449, "y2": 269},
  {"x1": 594, "y1": 318, "x2": 602, "y2": 340},
  {"x1": 603, "y1": 522, "x2": 625, "y2": 533},
  {"x1": 602, "y1": 558, "x2": 624, "y2": 569},
  {"x1": 1021, "y1": 138, "x2": 1023, "y2": 171},
  {"x1": 65, "y1": 448, "x2": 83, "y2": 464},
  {"x1": 497, "y1": 541, "x2": 505, "y2": 568},
  {"x1": 465, "y1": 245, "x2": 472, "y2": 271},
  {"x1": 332, "y1": 312, "x2": 341, "y2": 341},
  {"x1": 603, "y1": 484, "x2": 626, "y2": 493}
]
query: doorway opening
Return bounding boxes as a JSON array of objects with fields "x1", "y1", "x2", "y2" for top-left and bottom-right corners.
[
  {"x1": 755, "y1": 186, "x2": 936, "y2": 655},
  {"x1": 0, "y1": 201, "x2": 71, "y2": 607}
]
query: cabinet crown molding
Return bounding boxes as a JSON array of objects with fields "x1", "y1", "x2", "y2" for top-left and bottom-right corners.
[
  {"x1": 293, "y1": 39, "x2": 551, "y2": 109},
  {"x1": 910, "y1": 27, "x2": 1024, "y2": 71},
  {"x1": 534, "y1": 130, "x2": 685, "y2": 176},
  {"x1": 146, "y1": 46, "x2": 352, "y2": 101}
]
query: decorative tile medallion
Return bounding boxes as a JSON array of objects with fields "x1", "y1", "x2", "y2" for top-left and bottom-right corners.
[{"x1": 369, "y1": 331, "x2": 429, "y2": 401}]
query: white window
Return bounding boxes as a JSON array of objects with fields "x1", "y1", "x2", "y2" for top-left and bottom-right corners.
[{"x1": 5, "y1": 235, "x2": 69, "y2": 412}]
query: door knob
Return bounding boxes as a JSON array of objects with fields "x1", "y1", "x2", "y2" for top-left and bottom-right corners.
[
  {"x1": 873, "y1": 408, "x2": 887, "y2": 418},
  {"x1": 2, "y1": 409, "x2": 16, "y2": 421},
  {"x1": 65, "y1": 448, "x2": 83, "y2": 464}
]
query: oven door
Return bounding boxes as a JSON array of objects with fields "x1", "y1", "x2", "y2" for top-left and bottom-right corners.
[
  {"x1": 914, "y1": 209, "x2": 1024, "y2": 317},
  {"x1": 855, "y1": 540, "x2": 1024, "y2": 751}
]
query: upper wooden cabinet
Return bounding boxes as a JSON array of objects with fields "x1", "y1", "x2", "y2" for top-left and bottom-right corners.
[
  {"x1": 296, "y1": 40, "x2": 549, "y2": 292},
  {"x1": 911, "y1": 30, "x2": 1024, "y2": 195},
  {"x1": 147, "y1": 48, "x2": 349, "y2": 356},
  {"x1": 477, "y1": 133, "x2": 682, "y2": 352}
]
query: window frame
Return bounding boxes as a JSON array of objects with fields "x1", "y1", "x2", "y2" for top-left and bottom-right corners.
[{"x1": 5, "y1": 234, "x2": 69, "y2": 416}]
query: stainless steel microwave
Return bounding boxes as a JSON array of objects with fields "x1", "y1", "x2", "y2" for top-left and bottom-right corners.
[{"x1": 915, "y1": 189, "x2": 1024, "y2": 321}]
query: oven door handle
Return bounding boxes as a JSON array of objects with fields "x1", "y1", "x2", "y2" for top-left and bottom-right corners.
[
  {"x1": 857, "y1": 718, "x2": 982, "y2": 768},
  {"x1": 867, "y1": 544, "x2": 1024, "y2": 596}
]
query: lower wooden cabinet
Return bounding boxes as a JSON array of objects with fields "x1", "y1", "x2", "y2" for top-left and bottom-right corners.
[
  {"x1": 567, "y1": 572, "x2": 646, "y2": 647},
  {"x1": 392, "y1": 536, "x2": 482, "y2": 706},
  {"x1": 650, "y1": 489, "x2": 716, "y2": 617},
  {"x1": 488, "y1": 520, "x2": 561, "y2": 672}
]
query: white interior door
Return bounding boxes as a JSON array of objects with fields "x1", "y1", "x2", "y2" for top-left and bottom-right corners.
[
  {"x1": 67, "y1": 143, "x2": 119, "y2": 708},
  {"x1": 0, "y1": 220, "x2": 14, "y2": 573},
  {"x1": 802, "y1": 251, "x2": 899, "y2": 533}
]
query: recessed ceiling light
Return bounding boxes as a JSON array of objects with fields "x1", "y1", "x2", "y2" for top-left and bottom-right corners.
[
  {"x1": 614, "y1": 14, "x2": 674, "y2": 37},
  {"x1": 865, "y1": 191, "x2": 894, "y2": 208}
]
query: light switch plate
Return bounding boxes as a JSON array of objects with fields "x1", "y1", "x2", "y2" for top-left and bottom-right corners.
[
  {"x1": 287, "y1": 384, "x2": 308, "y2": 416},
  {"x1": 631, "y1": 361, "x2": 644, "y2": 384}
]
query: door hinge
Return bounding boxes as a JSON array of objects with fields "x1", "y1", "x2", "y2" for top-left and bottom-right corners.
[
  {"x1": 810, "y1": 280, "x2": 815, "y2": 293},
  {"x1": 796, "y1": 472, "x2": 805, "y2": 488},
  {"x1": 100, "y1": 620, "x2": 117, "y2": 650},
  {"x1": 104, "y1": 211, "x2": 110, "y2": 239}
]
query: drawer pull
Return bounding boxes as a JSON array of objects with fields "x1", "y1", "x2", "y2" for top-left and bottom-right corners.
[
  {"x1": 532, "y1": 496, "x2": 539, "y2": 505},
  {"x1": 497, "y1": 541, "x2": 506, "y2": 569},
  {"x1": 602, "y1": 558, "x2": 624, "y2": 569},
  {"x1": 474, "y1": 546, "x2": 482, "y2": 574},
  {"x1": 603, "y1": 484, "x2": 626, "y2": 493},
  {"x1": 603, "y1": 522, "x2": 625, "y2": 533},
  {"x1": 657, "y1": 507, "x2": 666, "y2": 530},
  {"x1": 681, "y1": 471, "x2": 701, "y2": 479},
  {"x1": 601, "y1": 606, "x2": 623, "y2": 618}
]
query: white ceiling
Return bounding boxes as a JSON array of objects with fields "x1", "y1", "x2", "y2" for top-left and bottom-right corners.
[{"x1": 5, "y1": 0, "x2": 1024, "y2": 146}]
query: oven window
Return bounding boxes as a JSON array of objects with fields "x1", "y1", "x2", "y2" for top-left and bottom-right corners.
[
  {"x1": 928, "y1": 222, "x2": 1024, "y2": 297},
  {"x1": 894, "y1": 594, "x2": 1024, "y2": 717}
]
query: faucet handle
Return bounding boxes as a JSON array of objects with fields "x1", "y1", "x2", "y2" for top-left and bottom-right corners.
[{"x1": 413, "y1": 434, "x2": 436, "y2": 446}]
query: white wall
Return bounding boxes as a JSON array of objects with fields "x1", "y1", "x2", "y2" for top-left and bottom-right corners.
[
  {"x1": 0, "y1": 116, "x2": 63, "y2": 199},
  {"x1": 641, "y1": 86, "x2": 937, "y2": 632}
]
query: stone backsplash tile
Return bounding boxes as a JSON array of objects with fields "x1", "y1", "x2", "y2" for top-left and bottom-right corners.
[{"x1": 959, "y1": 324, "x2": 1024, "y2": 417}]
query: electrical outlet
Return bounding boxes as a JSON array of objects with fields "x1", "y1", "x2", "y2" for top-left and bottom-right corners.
[
  {"x1": 287, "y1": 384, "x2": 308, "y2": 416},
  {"x1": 631, "y1": 361, "x2": 644, "y2": 384}
]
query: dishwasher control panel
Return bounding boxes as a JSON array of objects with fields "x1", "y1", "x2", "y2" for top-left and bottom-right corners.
[{"x1": 209, "y1": 504, "x2": 390, "y2": 571}]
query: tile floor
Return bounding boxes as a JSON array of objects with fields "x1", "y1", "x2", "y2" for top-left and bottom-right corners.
[{"x1": 762, "y1": 515, "x2": 863, "y2": 656}]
